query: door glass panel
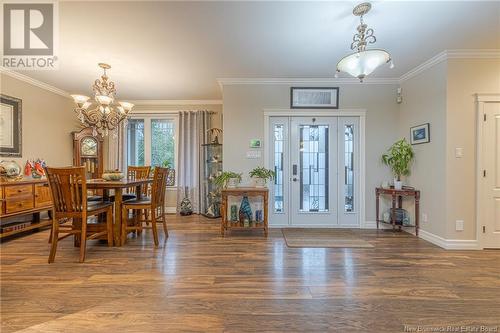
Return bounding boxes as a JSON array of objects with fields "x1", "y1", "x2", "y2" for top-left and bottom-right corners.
[
  {"x1": 274, "y1": 124, "x2": 284, "y2": 213},
  {"x1": 344, "y1": 125, "x2": 354, "y2": 212},
  {"x1": 299, "y1": 125, "x2": 329, "y2": 212},
  {"x1": 127, "y1": 119, "x2": 145, "y2": 166}
]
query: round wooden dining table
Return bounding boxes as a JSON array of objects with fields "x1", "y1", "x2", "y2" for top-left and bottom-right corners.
[{"x1": 86, "y1": 178, "x2": 153, "y2": 246}]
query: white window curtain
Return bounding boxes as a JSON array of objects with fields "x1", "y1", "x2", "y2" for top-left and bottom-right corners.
[
  {"x1": 176, "y1": 110, "x2": 212, "y2": 214},
  {"x1": 106, "y1": 122, "x2": 126, "y2": 172}
]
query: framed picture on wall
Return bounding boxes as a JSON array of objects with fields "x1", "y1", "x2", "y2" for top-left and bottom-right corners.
[
  {"x1": 0, "y1": 94, "x2": 22, "y2": 157},
  {"x1": 290, "y1": 87, "x2": 339, "y2": 109},
  {"x1": 410, "y1": 123, "x2": 430, "y2": 145}
]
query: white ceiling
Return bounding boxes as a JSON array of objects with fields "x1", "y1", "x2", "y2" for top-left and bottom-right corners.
[{"x1": 10, "y1": 1, "x2": 500, "y2": 100}]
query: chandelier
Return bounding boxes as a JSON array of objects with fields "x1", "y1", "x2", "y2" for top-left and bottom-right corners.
[
  {"x1": 335, "y1": 3, "x2": 393, "y2": 82},
  {"x1": 71, "y1": 63, "x2": 134, "y2": 136}
]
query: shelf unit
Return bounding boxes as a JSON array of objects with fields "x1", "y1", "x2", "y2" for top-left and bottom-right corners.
[{"x1": 201, "y1": 143, "x2": 222, "y2": 218}]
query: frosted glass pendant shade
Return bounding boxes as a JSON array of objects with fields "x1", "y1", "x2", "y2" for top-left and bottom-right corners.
[{"x1": 336, "y1": 49, "x2": 391, "y2": 81}]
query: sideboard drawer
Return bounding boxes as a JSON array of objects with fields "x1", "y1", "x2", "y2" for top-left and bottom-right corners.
[
  {"x1": 5, "y1": 185, "x2": 33, "y2": 198},
  {"x1": 5, "y1": 196, "x2": 34, "y2": 214}
]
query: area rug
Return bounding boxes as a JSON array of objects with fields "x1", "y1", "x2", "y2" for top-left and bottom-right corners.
[{"x1": 281, "y1": 228, "x2": 374, "y2": 248}]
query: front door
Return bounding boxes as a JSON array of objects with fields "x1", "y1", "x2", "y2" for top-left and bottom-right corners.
[
  {"x1": 269, "y1": 116, "x2": 360, "y2": 227},
  {"x1": 480, "y1": 102, "x2": 500, "y2": 248}
]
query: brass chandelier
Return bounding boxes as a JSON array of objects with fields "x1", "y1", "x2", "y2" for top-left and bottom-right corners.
[
  {"x1": 71, "y1": 63, "x2": 134, "y2": 136},
  {"x1": 335, "y1": 2, "x2": 393, "y2": 82}
]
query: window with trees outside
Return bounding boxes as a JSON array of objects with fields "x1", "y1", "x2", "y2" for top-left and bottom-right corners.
[{"x1": 127, "y1": 116, "x2": 177, "y2": 185}]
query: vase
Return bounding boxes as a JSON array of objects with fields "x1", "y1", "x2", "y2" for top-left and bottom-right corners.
[
  {"x1": 180, "y1": 186, "x2": 193, "y2": 216},
  {"x1": 227, "y1": 178, "x2": 239, "y2": 188},
  {"x1": 394, "y1": 178, "x2": 403, "y2": 190},
  {"x1": 230, "y1": 205, "x2": 238, "y2": 221},
  {"x1": 239, "y1": 196, "x2": 253, "y2": 222},
  {"x1": 254, "y1": 178, "x2": 266, "y2": 188}
]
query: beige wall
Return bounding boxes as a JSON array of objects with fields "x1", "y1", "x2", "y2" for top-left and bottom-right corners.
[
  {"x1": 0, "y1": 74, "x2": 77, "y2": 168},
  {"x1": 222, "y1": 83, "x2": 400, "y2": 222},
  {"x1": 399, "y1": 61, "x2": 448, "y2": 237},
  {"x1": 399, "y1": 57, "x2": 500, "y2": 240},
  {"x1": 446, "y1": 58, "x2": 500, "y2": 239}
]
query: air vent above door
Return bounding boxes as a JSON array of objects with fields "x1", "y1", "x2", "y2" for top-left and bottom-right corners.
[{"x1": 290, "y1": 87, "x2": 339, "y2": 109}]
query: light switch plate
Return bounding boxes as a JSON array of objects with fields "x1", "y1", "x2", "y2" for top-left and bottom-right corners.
[
  {"x1": 455, "y1": 147, "x2": 463, "y2": 158},
  {"x1": 246, "y1": 150, "x2": 261, "y2": 159},
  {"x1": 422, "y1": 213, "x2": 428, "y2": 223},
  {"x1": 455, "y1": 220, "x2": 464, "y2": 231}
]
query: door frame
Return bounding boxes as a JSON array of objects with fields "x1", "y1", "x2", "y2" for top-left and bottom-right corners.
[
  {"x1": 263, "y1": 108, "x2": 366, "y2": 228},
  {"x1": 476, "y1": 94, "x2": 500, "y2": 249}
]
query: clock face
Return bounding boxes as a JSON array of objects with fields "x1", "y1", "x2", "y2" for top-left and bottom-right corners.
[{"x1": 81, "y1": 137, "x2": 98, "y2": 156}]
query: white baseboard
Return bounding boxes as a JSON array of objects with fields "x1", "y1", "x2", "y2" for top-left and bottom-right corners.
[
  {"x1": 165, "y1": 207, "x2": 177, "y2": 214},
  {"x1": 418, "y1": 229, "x2": 480, "y2": 250}
]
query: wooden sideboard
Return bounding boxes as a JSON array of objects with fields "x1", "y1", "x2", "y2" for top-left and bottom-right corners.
[{"x1": 0, "y1": 178, "x2": 54, "y2": 238}]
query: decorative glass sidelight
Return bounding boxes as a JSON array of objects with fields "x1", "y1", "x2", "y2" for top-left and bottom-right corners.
[
  {"x1": 299, "y1": 125, "x2": 329, "y2": 212},
  {"x1": 344, "y1": 125, "x2": 354, "y2": 212},
  {"x1": 273, "y1": 125, "x2": 284, "y2": 213}
]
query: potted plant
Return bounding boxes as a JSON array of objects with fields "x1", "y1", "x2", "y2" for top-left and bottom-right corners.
[
  {"x1": 382, "y1": 138, "x2": 414, "y2": 190},
  {"x1": 214, "y1": 171, "x2": 242, "y2": 188},
  {"x1": 249, "y1": 167, "x2": 275, "y2": 188}
]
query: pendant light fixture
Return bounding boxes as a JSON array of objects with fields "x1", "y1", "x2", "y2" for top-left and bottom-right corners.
[{"x1": 335, "y1": 2, "x2": 393, "y2": 82}]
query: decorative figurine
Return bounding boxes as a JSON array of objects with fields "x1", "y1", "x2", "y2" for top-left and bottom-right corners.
[
  {"x1": 230, "y1": 205, "x2": 238, "y2": 221},
  {"x1": 180, "y1": 186, "x2": 193, "y2": 216},
  {"x1": 238, "y1": 196, "x2": 253, "y2": 223}
]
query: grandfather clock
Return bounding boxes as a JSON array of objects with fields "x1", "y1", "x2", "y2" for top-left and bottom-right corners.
[{"x1": 73, "y1": 127, "x2": 104, "y2": 179}]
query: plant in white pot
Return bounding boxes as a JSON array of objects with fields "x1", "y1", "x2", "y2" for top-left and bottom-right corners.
[
  {"x1": 249, "y1": 167, "x2": 275, "y2": 188},
  {"x1": 382, "y1": 138, "x2": 414, "y2": 190},
  {"x1": 214, "y1": 171, "x2": 242, "y2": 188}
]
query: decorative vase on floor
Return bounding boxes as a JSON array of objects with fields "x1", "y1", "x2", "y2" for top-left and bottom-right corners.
[
  {"x1": 238, "y1": 196, "x2": 253, "y2": 222},
  {"x1": 180, "y1": 186, "x2": 193, "y2": 216}
]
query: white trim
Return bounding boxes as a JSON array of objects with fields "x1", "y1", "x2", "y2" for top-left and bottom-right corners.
[
  {"x1": 218, "y1": 77, "x2": 398, "y2": 88},
  {"x1": 476, "y1": 94, "x2": 500, "y2": 102},
  {"x1": 0, "y1": 66, "x2": 70, "y2": 98},
  {"x1": 263, "y1": 109, "x2": 366, "y2": 229},
  {"x1": 128, "y1": 99, "x2": 222, "y2": 106},
  {"x1": 399, "y1": 49, "x2": 500, "y2": 83},
  {"x1": 165, "y1": 207, "x2": 177, "y2": 214},
  {"x1": 475, "y1": 95, "x2": 500, "y2": 249},
  {"x1": 419, "y1": 229, "x2": 480, "y2": 250}
]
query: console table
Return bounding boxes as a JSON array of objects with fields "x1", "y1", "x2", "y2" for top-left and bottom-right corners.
[
  {"x1": 375, "y1": 187, "x2": 420, "y2": 236},
  {"x1": 220, "y1": 187, "x2": 268, "y2": 237},
  {"x1": 0, "y1": 178, "x2": 54, "y2": 238}
]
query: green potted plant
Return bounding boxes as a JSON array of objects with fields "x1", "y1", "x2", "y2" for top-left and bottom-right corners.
[
  {"x1": 249, "y1": 167, "x2": 275, "y2": 188},
  {"x1": 214, "y1": 171, "x2": 242, "y2": 188},
  {"x1": 382, "y1": 138, "x2": 414, "y2": 190}
]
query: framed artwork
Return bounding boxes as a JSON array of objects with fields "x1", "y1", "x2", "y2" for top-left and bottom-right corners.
[
  {"x1": 410, "y1": 123, "x2": 430, "y2": 145},
  {"x1": 0, "y1": 94, "x2": 22, "y2": 157},
  {"x1": 290, "y1": 87, "x2": 339, "y2": 109}
]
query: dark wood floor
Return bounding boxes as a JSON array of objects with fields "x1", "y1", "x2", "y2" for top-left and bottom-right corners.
[{"x1": 1, "y1": 215, "x2": 499, "y2": 332}]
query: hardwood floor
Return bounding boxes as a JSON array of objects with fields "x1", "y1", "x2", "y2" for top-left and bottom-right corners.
[{"x1": 1, "y1": 215, "x2": 499, "y2": 332}]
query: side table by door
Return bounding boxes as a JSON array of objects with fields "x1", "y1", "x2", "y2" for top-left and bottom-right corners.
[{"x1": 375, "y1": 187, "x2": 420, "y2": 236}]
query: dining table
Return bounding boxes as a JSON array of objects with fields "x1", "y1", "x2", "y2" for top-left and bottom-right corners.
[{"x1": 86, "y1": 178, "x2": 153, "y2": 246}]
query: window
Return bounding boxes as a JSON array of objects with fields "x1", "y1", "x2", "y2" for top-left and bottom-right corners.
[{"x1": 127, "y1": 115, "x2": 177, "y2": 184}]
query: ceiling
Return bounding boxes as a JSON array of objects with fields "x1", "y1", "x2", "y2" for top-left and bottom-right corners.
[{"x1": 9, "y1": 1, "x2": 500, "y2": 100}]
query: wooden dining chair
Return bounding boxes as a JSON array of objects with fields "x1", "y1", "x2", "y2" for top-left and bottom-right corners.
[
  {"x1": 121, "y1": 167, "x2": 168, "y2": 246},
  {"x1": 45, "y1": 166, "x2": 114, "y2": 263}
]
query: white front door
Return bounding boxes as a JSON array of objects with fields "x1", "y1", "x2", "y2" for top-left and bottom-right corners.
[
  {"x1": 269, "y1": 116, "x2": 360, "y2": 227},
  {"x1": 480, "y1": 102, "x2": 500, "y2": 248}
]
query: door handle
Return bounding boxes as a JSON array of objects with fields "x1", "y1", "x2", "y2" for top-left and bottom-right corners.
[{"x1": 292, "y1": 177, "x2": 299, "y2": 182}]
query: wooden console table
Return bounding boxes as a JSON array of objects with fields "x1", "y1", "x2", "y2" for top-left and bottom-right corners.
[
  {"x1": 221, "y1": 187, "x2": 268, "y2": 237},
  {"x1": 0, "y1": 178, "x2": 54, "y2": 238},
  {"x1": 375, "y1": 187, "x2": 420, "y2": 236}
]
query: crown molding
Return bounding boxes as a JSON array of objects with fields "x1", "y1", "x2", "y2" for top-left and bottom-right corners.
[
  {"x1": 128, "y1": 99, "x2": 222, "y2": 106},
  {"x1": 399, "y1": 49, "x2": 500, "y2": 83},
  {"x1": 217, "y1": 77, "x2": 399, "y2": 88},
  {"x1": 0, "y1": 66, "x2": 70, "y2": 98}
]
